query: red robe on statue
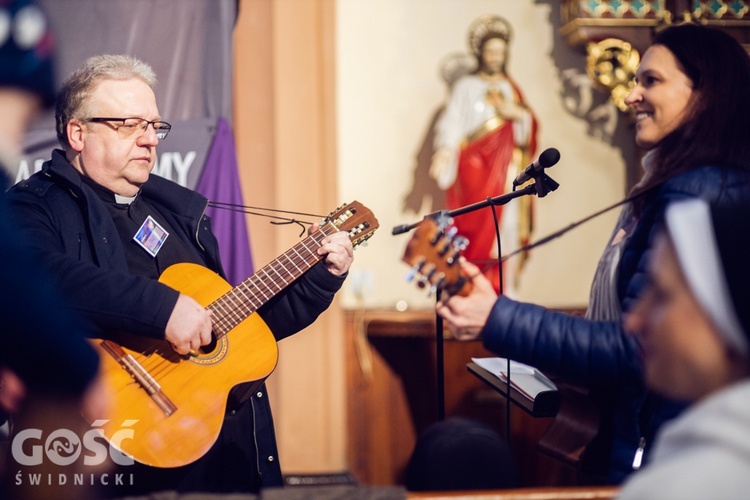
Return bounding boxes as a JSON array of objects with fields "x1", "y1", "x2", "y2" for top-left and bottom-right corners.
[{"x1": 445, "y1": 82, "x2": 537, "y2": 294}]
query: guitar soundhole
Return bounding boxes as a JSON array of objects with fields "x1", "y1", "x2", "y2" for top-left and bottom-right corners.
[
  {"x1": 189, "y1": 335, "x2": 229, "y2": 365},
  {"x1": 199, "y1": 335, "x2": 219, "y2": 354}
]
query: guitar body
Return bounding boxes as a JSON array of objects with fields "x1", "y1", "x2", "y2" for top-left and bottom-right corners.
[{"x1": 91, "y1": 262, "x2": 278, "y2": 468}]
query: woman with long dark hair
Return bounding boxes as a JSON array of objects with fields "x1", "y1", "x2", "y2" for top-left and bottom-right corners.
[{"x1": 436, "y1": 22, "x2": 750, "y2": 483}]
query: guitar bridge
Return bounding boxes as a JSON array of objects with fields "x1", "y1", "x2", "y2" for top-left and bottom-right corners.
[{"x1": 100, "y1": 340, "x2": 178, "y2": 416}]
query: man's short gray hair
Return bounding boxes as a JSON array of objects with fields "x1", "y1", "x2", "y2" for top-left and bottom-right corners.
[{"x1": 55, "y1": 55, "x2": 157, "y2": 148}]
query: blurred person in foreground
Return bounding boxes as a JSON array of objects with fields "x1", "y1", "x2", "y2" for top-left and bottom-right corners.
[
  {"x1": 618, "y1": 198, "x2": 750, "y2": 499},
  {"x1": 0, "y1": 0, "x2": 106, "y2": 498}
]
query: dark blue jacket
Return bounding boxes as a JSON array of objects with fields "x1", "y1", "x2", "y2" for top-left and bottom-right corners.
[
  {"x1": 481, "y1": 166, "x2": 750, "y2": 483},
  {"x1": 6, "y1": 149, "x2": 346, "y2": 493}
]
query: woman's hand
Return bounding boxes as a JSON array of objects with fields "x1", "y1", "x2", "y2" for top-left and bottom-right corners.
[{"x1": 436, "y1": 259, "x2": 498, "y2": 340}]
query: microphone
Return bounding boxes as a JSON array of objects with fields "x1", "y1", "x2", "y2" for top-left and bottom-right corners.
[{"x1": 512, "y1": 148, "x2": 560, "y2": 187}]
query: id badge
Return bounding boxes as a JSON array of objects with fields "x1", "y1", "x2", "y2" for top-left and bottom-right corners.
[{"x1": 133, "y1": 215, "x2": 169, "y2": 257}]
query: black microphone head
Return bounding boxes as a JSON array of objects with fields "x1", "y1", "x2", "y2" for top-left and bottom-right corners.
[{"x1": 539, "y1": 148, "x2": 560, "y2": 168}]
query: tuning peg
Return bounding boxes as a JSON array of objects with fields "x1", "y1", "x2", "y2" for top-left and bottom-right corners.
[
  {"x1": 434, "y1": 213, "x2": 454, "y2": 229},
  {"x1": 427, "y1": 275, "x2": 447, "y2": 297},
  {"x1": 405, "y1": 262, "x2": 423, "y2": 282},
  {"x1": 405, "y1": 268, "x2": 417, "y2": 283},
  {"x1": 453, "y1": 235, "x2": 469, "y2": 251},
  {"x1": 438, "y1": 238, "x2": 453, "y2": 257},
  {"x1": 417, "y1": 264, "x2": 438, "y2": 290}
]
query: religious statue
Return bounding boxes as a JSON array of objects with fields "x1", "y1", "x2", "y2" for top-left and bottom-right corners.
[{"x1": 430, "y1": 14, "x2": 538, "y2": 294}]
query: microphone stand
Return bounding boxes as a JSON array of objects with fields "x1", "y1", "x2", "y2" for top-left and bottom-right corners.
[
  {"x1": 392, "y1": 172, "x2": 559, "y2": 423},
  {"x1": 392, "y1": 174, "x2": 558, "y2": 237}
]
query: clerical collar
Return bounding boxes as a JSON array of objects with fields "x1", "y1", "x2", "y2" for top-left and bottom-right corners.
[
  {"x1": 115, "y1": 193, "x2": 137, "y2": 205},
  {"x1": 81, "y1": 174, "x2": 139, "y2": 205}
]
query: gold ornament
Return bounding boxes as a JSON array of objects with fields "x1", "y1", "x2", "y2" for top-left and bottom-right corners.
[{"x1": 586, "y1": 38, "x2": 640, "y2": 112}]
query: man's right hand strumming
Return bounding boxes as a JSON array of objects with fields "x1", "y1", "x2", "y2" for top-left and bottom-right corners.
[{"x1": 165, "y1": 294, "x2": 213, "y2": 355}]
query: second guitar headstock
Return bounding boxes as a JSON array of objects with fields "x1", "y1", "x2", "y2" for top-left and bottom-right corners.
[{"x1": 401, "y1": 214, "x2": 472, "y2": 298}]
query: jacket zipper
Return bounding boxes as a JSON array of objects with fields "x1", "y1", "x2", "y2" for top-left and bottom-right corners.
[
  {"x1": 194, "y1": 200, "x2": 209, "y2": 253},
  {"x1": 632, "y1": 436, "x2": 646, "y2": 469},
  {"x1": 250, "y1": 397, "x2": 262, "y2": 479}
]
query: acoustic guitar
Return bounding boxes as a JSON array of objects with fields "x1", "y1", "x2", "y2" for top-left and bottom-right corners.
[
  {"x1": 400, "y1": 215, "x2": 604, "y2": 475},
  {"x1": 90, "y1": 201, "x2": 378, "y2": 468}
]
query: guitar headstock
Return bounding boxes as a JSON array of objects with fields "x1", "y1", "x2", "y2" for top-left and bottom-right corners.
[
  {"x1": 325, "y1": 201, "x2": 379, "y2": 248},
  {"x1": 401, "y1": 215, "x2": 472, "y2": 297}
]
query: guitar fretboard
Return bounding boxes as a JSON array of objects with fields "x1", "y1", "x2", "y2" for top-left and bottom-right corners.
[{"x1": 208, "y1": 222, "x2": 339, "y2": 337}]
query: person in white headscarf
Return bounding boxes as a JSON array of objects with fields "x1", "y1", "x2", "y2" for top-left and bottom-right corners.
[{"x1": 618, "y1": 198, "x2": 750, "y2": 499}]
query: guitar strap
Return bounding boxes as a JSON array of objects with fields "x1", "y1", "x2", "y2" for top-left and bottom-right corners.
[{"x1": 500, "y1": 188, "x2": 652, "y2": 263}]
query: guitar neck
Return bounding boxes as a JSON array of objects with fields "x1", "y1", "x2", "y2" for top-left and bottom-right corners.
[{"x1": 209, "y1": 222, "x2": 338, "y2": 337}]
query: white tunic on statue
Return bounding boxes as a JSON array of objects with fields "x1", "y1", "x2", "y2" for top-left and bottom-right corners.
[{"x1": 434, "y1": 74, "x2": 532, "y2": 189}]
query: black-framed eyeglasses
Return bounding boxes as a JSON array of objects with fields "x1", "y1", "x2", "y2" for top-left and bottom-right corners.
[{"x1": 87, "y1": 117, "x2": 172, "y2": 140}]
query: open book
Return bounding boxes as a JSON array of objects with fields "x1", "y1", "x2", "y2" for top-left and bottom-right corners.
[{"x1": 469, "y1": 357, "x2": 560, "y2": 417}]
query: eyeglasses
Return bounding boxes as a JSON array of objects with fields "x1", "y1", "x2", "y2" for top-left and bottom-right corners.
[{"x1": 86, "y1": 117, "x2": 172, "y2": 140}]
